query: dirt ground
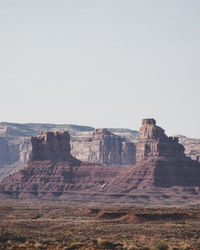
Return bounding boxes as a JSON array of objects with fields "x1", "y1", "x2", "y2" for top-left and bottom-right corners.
[{"x1": 1, "y1": 200, "x2": 200, "y2": 249}]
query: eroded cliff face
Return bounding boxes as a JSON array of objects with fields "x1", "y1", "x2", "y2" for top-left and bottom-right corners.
[
  {"x1": 0, "y1": 138, "x2": 29, "y2": 180},
  {"x1": 29, "y1": 131, "x2": 81, "y2": 165},
  {"x1": 0, "y1": 138, "x2": 19, "y2": 164},
  {"x1": 0, "y1": 121, "x2": 199, "y2": 183},
  {"x1": 1, "y1": 119, "x2": 200, "y2": 204},
  {"x1": 132, "y1": 119, "x2": 200, "y2": 188},
  {"x1": 71, "y1": 128, "x2": 136, "y2": 165},
  {"x1": 0, "y1": 129, "x2": 119, "y2": 199},
  {"x1": 136, "y1": 119, "x2": 185, "y2": 161},
  {"x1": 0, "y1": 123, "x2": 138, "y2": 179},
  {"x1": 178, "y1": 136, "x2": 200, "y2": 162}
]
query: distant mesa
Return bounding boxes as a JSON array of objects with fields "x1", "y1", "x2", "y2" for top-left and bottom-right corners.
[{"x1": 71, "y1": 128, "x2": 136, "y2": 165}]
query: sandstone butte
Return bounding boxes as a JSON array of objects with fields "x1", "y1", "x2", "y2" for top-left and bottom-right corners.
[{"x1": 0, "y1": 119, "x2": 200, "y2": 205}]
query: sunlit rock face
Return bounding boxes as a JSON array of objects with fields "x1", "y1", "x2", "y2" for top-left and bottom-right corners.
[
  {"x1": 136, "y1": 118, "x2": 185, "y2": 161},
  {"x1": 71, "y1": 128, "x2": 136, "y2": 165}
]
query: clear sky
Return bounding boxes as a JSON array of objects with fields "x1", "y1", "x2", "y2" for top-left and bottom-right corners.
[{"x1": 0, "y1": 0, "x2": 199, "y2": 138}]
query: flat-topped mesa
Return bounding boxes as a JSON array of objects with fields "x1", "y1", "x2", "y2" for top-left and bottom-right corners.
[
  {"x1": 29, "y1": 131, "x2": 80, "y2": 164},
  {"x1": 137, "y1": 119, "x2": 186, "y2": 161},
  {"x1": 71, "y1": 128, "x2": 136, "y2": 165}
]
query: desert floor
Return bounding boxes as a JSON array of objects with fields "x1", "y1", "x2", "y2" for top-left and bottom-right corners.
[{"x1": 1, "y1": 200, "x2": 200, "y2": 249}]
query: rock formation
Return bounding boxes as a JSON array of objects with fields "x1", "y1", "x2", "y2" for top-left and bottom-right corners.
[
  {"x1": 29, "y1": 131, "x2": 80, "y2": 165},
  {"x1": 71, "y1": 128, "x2": 136, "y2": 165},
  {"x1": 136, "y1": 118, "x2": 185, "y2": 161},
  {"x1": 0, "y1": 138, "x2": 20, "y2": 164},
  {"x1": 0, "y1": 130, "x2": 118, "y2": 199},
  {"x1": 1, "y1": 119, "x2": 200, "y2": 205},
  {"x1": 0, "y1": 123, "x2": 138, "y2": 179},
  {"x1": 116, "y1": 118, "x2": 200, "y2": 189},
  {"x1": 178, "y1": 135, "x2": 200, "y2": 162},
  {"x1": 1, "y1": 121, "x2": 200, "y2": 181}
]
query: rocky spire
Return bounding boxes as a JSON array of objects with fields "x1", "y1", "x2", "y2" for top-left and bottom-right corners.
[{"x1": 136, "y1": 118, "x2": 185, "y2": 161}]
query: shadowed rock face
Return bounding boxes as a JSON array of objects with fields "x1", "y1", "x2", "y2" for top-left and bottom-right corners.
[
  {"x1": 137, "y1": 119, "x2": 185, "y2": 161},
  {"x1": 29, "y1": 131, "x2": 80, "y2": 165},
  {"x1": 71, "y1": 128, "x2": 136, "y2": 165}
]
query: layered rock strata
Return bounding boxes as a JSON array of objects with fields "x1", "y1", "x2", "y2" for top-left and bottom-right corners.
[
  {"x1": 127, "y1": 119, "x2": 200, "y2": 188},
  {"x1": 0, "y1": 130, "x2": 118, "y2": 199},
  {"x1": 1, "y1": 120, "x2": 200, "y2": 204},
  {"x1": 136, "y1": 119, "x2": 185, "y2": 161},
  {"x1": 71, "y1": 128, "x2": 136, "y2": 165},
  {"x1": 0, "y1": 122, "x2": 200, "y2": 181},
  {"x1": 29, "y1": 131, "x2": 80, "y2": 165}
]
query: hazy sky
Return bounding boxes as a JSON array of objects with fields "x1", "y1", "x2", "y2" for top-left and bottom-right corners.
[{"x1": 0, "y1": 0, "x2": 200, "y2": 137}]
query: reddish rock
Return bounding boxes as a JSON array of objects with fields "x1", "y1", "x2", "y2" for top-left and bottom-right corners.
[
  {"x1": 111, "y1": 119, "x2": 200, "y2": 190},
  {"x1": 1, "y1": 120, "x2": 200, "y2": 205},
  {"x1": 0, "y1": 130, "x2": 118, "y2": 199},
  {"x1": 136, "y1": 118, "x2": 185, "y2": 161},
  {"x1": 1, "y1": 121, "x2": 200, "y2": 182},
  {"x1": 0, "y1": 161, "x2": 119, "y2": 199},
  {"x1": 29, "y1": 131, "x2": 80, "y2": 165}
]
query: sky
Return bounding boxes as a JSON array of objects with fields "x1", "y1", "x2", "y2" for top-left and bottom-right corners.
[{"x1": 0, "y1": 0, "x2": 200, "y2": 138}]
